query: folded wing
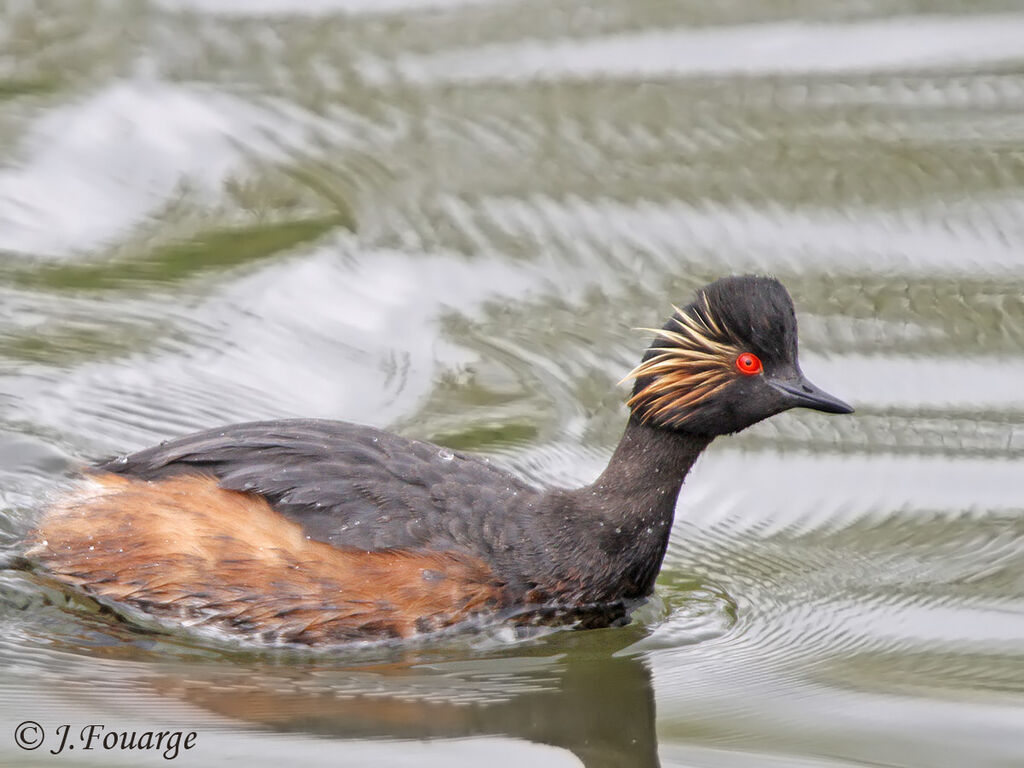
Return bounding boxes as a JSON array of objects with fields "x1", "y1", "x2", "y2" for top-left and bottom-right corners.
[{"x1": 96, "y1": 419, "x2": 538, "y2": 556}]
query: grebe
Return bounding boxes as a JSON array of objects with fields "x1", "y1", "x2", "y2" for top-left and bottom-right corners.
[{"x1": 27, "y1": 276, "x2": 852, "y2": 644}]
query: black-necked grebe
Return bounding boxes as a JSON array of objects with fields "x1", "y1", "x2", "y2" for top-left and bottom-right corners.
[{"x1": 27, "y1": 275, "x2": 853, "y2": 644}]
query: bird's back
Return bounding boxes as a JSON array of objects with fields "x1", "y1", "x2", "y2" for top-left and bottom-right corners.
[{"x1": 98, "y1": 419, "x2": 542, "y2": 558}]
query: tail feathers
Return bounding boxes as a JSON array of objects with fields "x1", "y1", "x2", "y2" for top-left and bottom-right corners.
[{"x1": 0, "y1": 553, "x2": 31, "y2": 572}]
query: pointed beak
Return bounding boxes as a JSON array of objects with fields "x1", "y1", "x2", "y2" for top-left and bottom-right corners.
[{"x1": 767, "y1": 374, "x2": 854, "y2": 415}]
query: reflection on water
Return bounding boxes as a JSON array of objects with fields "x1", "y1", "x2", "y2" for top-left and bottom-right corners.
[
  {"x1": 160, "y1": 639, "x2": 660, "y2": 768},
  {"x1": 4, "y1": 569, "x2": 714, "y2": 767},
  {"x1": 2, "y1": 1, "x2": 1024, "y2": 766}
]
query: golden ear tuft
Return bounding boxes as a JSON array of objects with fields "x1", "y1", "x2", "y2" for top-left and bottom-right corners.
[{"x1": 624, "y1": 298, "x2": 743, "y2": 426}]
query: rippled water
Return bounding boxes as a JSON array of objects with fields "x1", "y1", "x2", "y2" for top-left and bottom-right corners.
[{"x1": 2, "y1": 1, "x2": 1023, "y2": 766}]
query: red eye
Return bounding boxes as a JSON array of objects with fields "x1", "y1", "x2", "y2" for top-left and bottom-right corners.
[{"x1": 735, "y1": 352, "x2": 763, "y2": 375}]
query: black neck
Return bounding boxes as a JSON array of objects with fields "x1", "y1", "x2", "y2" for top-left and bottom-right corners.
[
  {"x1": 588, "y1": 418, "x2": 710, "y2": 510},
  {"x1": 554, "y1": 418, "x2": 712, "y2": 601}
]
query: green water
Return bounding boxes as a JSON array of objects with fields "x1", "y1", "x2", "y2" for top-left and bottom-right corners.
[{"x1": 1, "y1": 2, "x2": 1023, "y2": 766}]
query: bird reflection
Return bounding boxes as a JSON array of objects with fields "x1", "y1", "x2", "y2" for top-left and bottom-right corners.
[
  {"x1": 155, "y1": 628, "x2": 660, "y2": 768},
  {"x1": 17, "y1": 570, "x2": 666, "y2": 767}
]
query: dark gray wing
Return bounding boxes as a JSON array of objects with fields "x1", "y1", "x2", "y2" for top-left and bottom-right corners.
[{"x1": 96, "y1": 419, "x2": 540, "y2": 556}]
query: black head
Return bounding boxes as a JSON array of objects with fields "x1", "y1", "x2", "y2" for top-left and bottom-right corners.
[{"x1": 625, "y1": 275, "x2": 853, "y2": 436}]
